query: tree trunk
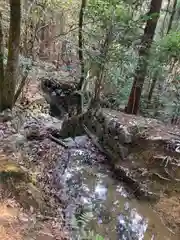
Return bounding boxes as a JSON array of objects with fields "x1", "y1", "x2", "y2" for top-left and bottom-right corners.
[
  {"x1": 88, "y1": 26, "x2": 112, "y2": 111},
  {"x1": 77, "y1": 0, "x2": 86, "y2": 90},
  {"x1": 161, "y1": 0, "x2": 170, "y2": 37},
  {"x1": 39, "y1": 21, "x2": 46, "y2": 59},
  {"x1": 148, "y1": 0, "x2": 177, "y2": 103},
  {"x1": 1, "y1": 0, "x2": 21, "y2": 111},
  {"x1": 147, "y1": 76, "x2": 157, "y2": 102},
  {"x1": 125, "y1": 0, "x2": 163, "y2": 115},
  {"x1": 56, "y1": 11, "x2": 65, "y2": 69},
  {"x1": 167, "y1": 0, "x2": 177, "y2": 34},
  {"x1": 0, "y1": 12, "x2": 5, "y2": 109}
]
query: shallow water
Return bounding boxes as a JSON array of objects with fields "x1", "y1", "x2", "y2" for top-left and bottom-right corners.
[{"x1": 53, "y1": 135, "x2": 176, "y2": 240}]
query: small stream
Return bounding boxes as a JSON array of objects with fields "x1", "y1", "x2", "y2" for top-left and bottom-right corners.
[{"x1": 52, "y1": 135, "x2": 175, "y2": 240}]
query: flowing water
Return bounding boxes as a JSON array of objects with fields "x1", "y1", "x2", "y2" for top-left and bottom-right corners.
[{"x1": 52, "y1": 135, "x2": 176, "y2": 240}]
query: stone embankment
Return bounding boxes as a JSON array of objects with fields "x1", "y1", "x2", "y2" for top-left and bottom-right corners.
[{"x1": 59, "y1": 108, "x2": 180, "y2": 201}]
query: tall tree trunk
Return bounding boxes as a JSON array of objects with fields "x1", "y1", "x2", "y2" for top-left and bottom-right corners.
[
  {"x1": 77, "y1": 0, "x2": 86, "y2": 90},
  {"x1": 39, "y1": 21, "x2": 46, "y2": 59},
  {"x1": 161, "y1": 0, "x2": 170, "y2": 37},
  {"x1": 88, "y1": 26, "x2": 112, "y2": 110},
  {"x1": 147, "y1": 75, "x2": 157, "y2": 102},
  {"x1": 1, "y1": 0, "x2": 21, "y2": 111},
  {"x1": 167, "y1": 0, "x2": 177, "y2": 34},
  {"x1": 125, "y1": 0, "x2": 163, "y2": 115},
  {"x1": 0, "y1": 12, "x2": 5, "y2": 109},
  {"x1": 56, "y1": 11, "x2": 65, "y2": 69},
  {"x1": 148, "y1": 0, "x2": 178, "y2": 103}
]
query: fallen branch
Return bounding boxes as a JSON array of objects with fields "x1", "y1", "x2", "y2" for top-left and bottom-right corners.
[
  {"x1": 153, "y1": 172, "x2": 171, "y2": 181},
  {"x1": 167, "y1": 131, "x2": 180, "y2": 137},
  {"x1": 48, "y1": 134, "x2": 68, "y2": 149}
]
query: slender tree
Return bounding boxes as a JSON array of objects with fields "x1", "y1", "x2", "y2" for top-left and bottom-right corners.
[
  {"x1": 167, "y1": 0, "x2": 177, "y2": 34},
  {"x1": 77, "y1": 0, "x2": 86, "y2": 91},
  {"x1": 125, "y1": 0, "x2": 163, "y2": 114},
  {"x1": 161, "y1": 0, "x2": 170, "y2": 36},
  {"x1": 148, "y1": 0, "x2": 178, "y2": 103},
  {"x1": 0, "y1": 0, "x2": 21, "y2": 111},
  {"x1": 147, "y1": 73, "x2": 158, "y2": 102},
  {"x1": 0, "y1": 12, "x2": 4, "y2": 109}
]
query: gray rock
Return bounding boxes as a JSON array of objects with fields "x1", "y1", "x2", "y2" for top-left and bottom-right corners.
[
  {"x1": 74, "y1": 135, "x2": 89, "y2": 147},
  {"x1": 117, "y1": 126, "x2": 132, "y2": 144},
  {"x1": 0, "y1": 108, "x2": 13, "y2": 122},
  {"x1": 63, "y1": 137, "x2": 77, "y2": 148},
  {"x1": 15, "y1": 134, "x2": 26, "y2": 147},
  {"x1": 24, "y1": 124, "x2": 41, "y2": 140},
  {"x1": 118, "y1": 144, "x2": 129, "y2": 160}
]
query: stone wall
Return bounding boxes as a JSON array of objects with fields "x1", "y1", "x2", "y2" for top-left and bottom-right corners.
[{"x1": 59, "y1": 108, "x2": 180, "y2": 201}]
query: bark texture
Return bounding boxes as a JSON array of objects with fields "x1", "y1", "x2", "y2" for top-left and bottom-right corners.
[
  {"x1": 0, "y1": 0, "x2": 21, "y2": 111},
  {"x1": 125, "y1": 0, "x2": 163, "y2": 114}
]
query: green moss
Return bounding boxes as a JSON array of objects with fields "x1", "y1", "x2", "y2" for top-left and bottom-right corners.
[{"x1": 0, "y1": 161, "x2": 28, "y2": 183}]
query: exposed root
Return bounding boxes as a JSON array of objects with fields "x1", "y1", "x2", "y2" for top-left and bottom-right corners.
[
  {"x1": 153, "y1": 172, "x2": 171, "y2": 181},
  {"x1": 153, "y1": 155, "x2": 180, "y2": 182},
  {"x1": 164, "y1": 168, "x2": 180, "y2": 182}
]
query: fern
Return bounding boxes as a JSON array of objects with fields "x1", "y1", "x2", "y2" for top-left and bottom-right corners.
[
  {"x1": 71, "y1": 211, "x2": 104, "y2": 240},
  {"x1": 79, "y1": 211, "x2": 94, "y2": 225}
]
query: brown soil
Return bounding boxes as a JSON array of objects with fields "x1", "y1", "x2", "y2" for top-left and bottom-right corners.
[
  {"x1": 0, "y1": 71, "x2": 68, "y2": 239},
  {"x1": 0, "y1": 153, "x2": 68, "y2": 240},
  {"x1": 0, "y1": 198, "x2": 67, "y2": 240},
  {"x1": 155, "y1": 195, "x2": 180, "y2": 235}
]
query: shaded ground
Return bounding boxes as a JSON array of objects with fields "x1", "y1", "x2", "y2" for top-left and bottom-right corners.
[
  {"x1": 0, "y1": 111, "x2": 68, "y2": 239},
  {"x1": 100, "y1": 110, "x2": 180, "y2": 236},
  {"x1": 49, "y1": 135, "x2": 179, "y2": 240},
  {"x1": 0, "y1": 196, "x2": 66, "y2": 240},
  {"x1": 55, "y1": 104, "x2": 180, "y2": 236},
  {"x1": 0, "y1": 61, "x2": 76, "y2": 240},
  {"x1": 155, "y1": 195, "x2": 180, "y2": 235},
  {"x1": 0, "y1": 60, "x2": 180, "y2": 238}
]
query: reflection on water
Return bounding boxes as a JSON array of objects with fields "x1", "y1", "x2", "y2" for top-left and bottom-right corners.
[
  {"x1": 117, "y1": 209, "x2": 148, "y2": 240},
  {"x1": 54, "y1": 136, "x2": 176, "y2": 240},
  {"x1": 94, "y1": 183, "x2": 107, "y2": 200}
]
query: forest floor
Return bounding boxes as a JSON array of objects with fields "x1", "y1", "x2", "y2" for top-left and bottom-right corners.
[
  {"x1": 0, "y1": 138, "x2": 68, "y2": 240},
  {"x1": 0, "y1": 190, "x2": 67, "y2": 240},
  {"x1": 99, "y1": 109, "x2": 180, "y2": 236},
  {"x1": 0, "y1": 61, "x2": 180, "y2": 239},
  {"x1": 0, "y1": 69, "x2": 69, "y2": 239},
  {"x1": 0, "y1": 59, "x2": 81, "y2": 240},
  {"x1": 0, "y1": 122, "x2": 68, "y2": 240}
]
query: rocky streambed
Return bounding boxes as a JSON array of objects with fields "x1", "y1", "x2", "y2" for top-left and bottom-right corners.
[
  {"x1": 1, "y1": 107, "x2": 180, "y2": 239},
  {"x1": 50, "y1": 135, "x2": 176, "y2": 240}
]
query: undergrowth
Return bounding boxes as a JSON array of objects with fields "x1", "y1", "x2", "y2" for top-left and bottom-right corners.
[{"x1": 71, "y1": 211, "x2": 104, "y2": 240}]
